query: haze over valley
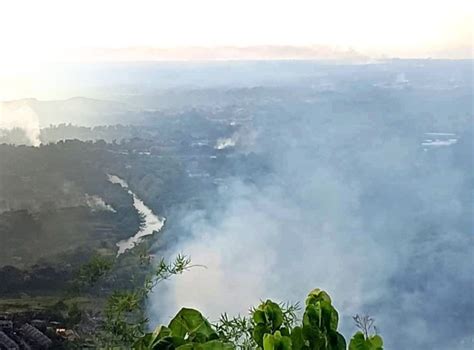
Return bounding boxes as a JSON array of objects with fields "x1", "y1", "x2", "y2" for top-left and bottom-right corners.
[{"x1": 0, "y1": 59, "x2": 472, "y2": 349}]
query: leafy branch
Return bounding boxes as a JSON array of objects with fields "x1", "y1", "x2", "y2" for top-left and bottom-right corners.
[{"x1": 103, "y1": 254, "x2": 199, "y2": 345}]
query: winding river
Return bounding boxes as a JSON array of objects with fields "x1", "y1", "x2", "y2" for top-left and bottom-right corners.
[{"x1": 107, "y1": 174, "x2": 165, "y2": 255}]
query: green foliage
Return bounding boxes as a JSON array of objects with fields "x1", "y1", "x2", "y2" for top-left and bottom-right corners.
[
  {"x1": 76, "y1": 254, "x2": 113, "y2": 288},
  {"x1": 143, "y1": 255, "x2": 198, "y2": 295},
  {"x1": 67, "y1": 302, "x2": 83, "y2": 327},
  {"x1": 252, "y1": 300, "x2": 286, "y2": 347},
  {"x1": 103, "y1": 255, "x2": 197, "y2": 346},
  {"x1": 248, "y1": 289, "x2": 346, "y2": 350},
  {"x1": 216, "y1": 302, "x2": 299, "y2": 350},
  {"x1": 348, "y1": 333, "x2": 383, "y2": 350},
  {"x1": 168, "y1": 308, "x2": 218, "y2": 341},
  {"x1": 348, "y1": 315, "x2": 383, "y2": 350},
  {"x1": 103, "y1": 290, "x2": 148, "y2": 344},
  {"x1": 134, "y1": 308, "x2": 233, "y2": 350},
  {"x1": 300, "y1": 288, "x2": 346, "y2": 350},
  {"x1": 75, "y1": 251, "x2": 383, "y2": 350},
  {"x1": 136, "y1": 289, "x2": 383, "y2": 350},
  {"x1": 263, "y1": 331, "x2": 292, "y2": 350},
  {"x1": 216, "y1": 313, "x2": 254, "y2": 350}
]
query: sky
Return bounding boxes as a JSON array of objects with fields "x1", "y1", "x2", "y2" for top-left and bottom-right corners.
[
  {"x1": 0, "y1": 0, "x2": 472, "y2": 65},
  {"x1": 0, "y1": 0, "x2": 471, "y2": 100}
]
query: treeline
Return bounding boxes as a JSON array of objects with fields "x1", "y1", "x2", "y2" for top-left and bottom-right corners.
[{"x1": 0, "y1": 265, "x2": 71, "y2": 295}]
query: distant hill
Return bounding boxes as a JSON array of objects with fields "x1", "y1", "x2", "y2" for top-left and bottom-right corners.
[{"x1": 73, "y1": 45, "x2": 368, "y2": 62}]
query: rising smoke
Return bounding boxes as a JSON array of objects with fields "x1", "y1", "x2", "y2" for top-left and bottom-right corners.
[
  {"x1": 150, "y1": 106, "x2": 473, "y2": 350},
  {"x1": 0, "y1": 102, "x2": 41, "y2": 146},
  {"x1": 85, "y1": 194, "x2": 116, "y2": 213}
]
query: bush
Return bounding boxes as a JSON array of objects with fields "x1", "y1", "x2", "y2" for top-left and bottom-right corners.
[{"x1": 134, "y1": 289, "x2": 383, "y2": 350}]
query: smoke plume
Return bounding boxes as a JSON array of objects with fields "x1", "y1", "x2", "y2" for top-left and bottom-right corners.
[
  {"x1": 85, "y1": 194, "x2": 116, "y2": 213},
  {"x1": 149, "y1": 105, "x2": 473, "y2": 350},
  {"x1": 0, "y1": 102, "x2": 41, "y2": 146}
]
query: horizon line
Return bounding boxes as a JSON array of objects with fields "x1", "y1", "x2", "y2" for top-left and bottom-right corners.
[{"x1": 3, "y1": 45, "x2": 471, "y2": 65}]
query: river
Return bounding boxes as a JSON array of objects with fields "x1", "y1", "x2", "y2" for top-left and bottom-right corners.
[{"x1": 107, "y1": 174, "x2": 165, "y2": 255}]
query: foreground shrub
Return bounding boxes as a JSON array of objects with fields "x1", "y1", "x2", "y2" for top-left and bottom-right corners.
[{"x1": 135, "y1": 289, "x2": 383, "y2": 350}]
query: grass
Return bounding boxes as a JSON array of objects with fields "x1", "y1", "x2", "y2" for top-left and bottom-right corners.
[{"x1": 0, "y1": 295, "x2": 103, "y2": 313}]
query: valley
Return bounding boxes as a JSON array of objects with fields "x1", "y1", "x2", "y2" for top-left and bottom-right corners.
[{"x1": 0, "y1": 60, "x2": 472, "y2": 349}]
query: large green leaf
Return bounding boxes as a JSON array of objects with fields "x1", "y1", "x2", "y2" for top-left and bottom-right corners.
[
  {"x1": 303, "y1": 303, "x2": 322, "y2": 330},
  {"x1": 254, "y1": 300, "x2": 284, "y2": 331},
  {"x1": 328, "y1": 331, "x2": 346, "y2": 350},
  {"x1": 290, "y1": 326, "x2": 305, "y2": 350},
  {"x1": 157, "y1": 336, "x2": 187, "y2": 350},
  {"x1": 304, "y1": 290, "x2": 339, "y2": 333},
  {"x1": 252, "y1": 323, "x2": 271, "y2": 347},
  {"x1": 252, "y1": 300, "x2": 284, "y2": 346},
  {"x1": 134, "y1": 334, "x2": 186, "y2": 350},
  {"x1": 305, "y1": 289, "x2": 332, "y2": 306},
  {"x1": 279, "y1": 334, "x2": 292, "y2": 350},
  {"x1": 280, "y1": 327, "x2": 290, "y2": 337},
  {"x1": 133, "y1": 326, "x2": 172, "y2": 349},
  {"x1": 319, "y1": 301, "x2": 338, "y2": 331},
  {"x1": 349, "y1": 332, "x2": 383, "y2": 350},
  {"x1": 168, "y1": 308, "x2": 217, "y2": 342},
  {"x1": 133, "y1": 333, "x2": 156, "y2": 350},
  {"x1": 176, "y1": 344, "x2": 195, "y2": 350},
  {"x1": 263, "y1": 333, "x2": 276, "y2": 350},
  {"x1": 198, "y1": 340, "x2": 235, "y2": 350},
  {"x1": 264, "y1": 301, "x2": 284, "y2": 331},
  {"x1": 263, "y1": 331, "x2": 292, "y2": 350},
  {"x1": 349, "y1": 332, "x2": 369, "y2": 350},
  {"x1": 176, "y1": 340, "x2": 234, "y2": 350},
  {"x1": 368, "y1": 335, "x2": 383, "y2": 349},
  {"x1": 253, "y1": 309, "x2": 267, "y2": 324},
  {"x1": 302, "y1": 322, "x2": 324, "y2": 349}
]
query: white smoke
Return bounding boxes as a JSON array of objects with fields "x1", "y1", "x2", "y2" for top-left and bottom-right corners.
[
  {"x1": 149, "y1": 178, "x2": 387, "y2": 326},
  {"x1": 85, "y1": 194, "x2": 116, "y2": 213},
  {"x1": 215, "y1": 136, "x2": 236, "y2": 150},
  {"x1": 215, "y1": 128, "x2": 258, "y2": 151},
  {"x1": 0, "y1": 103, "x2": 41, "y2": 146},
  {"x1": 149, "y1": 111, "x2": 473, "y2": 350}
]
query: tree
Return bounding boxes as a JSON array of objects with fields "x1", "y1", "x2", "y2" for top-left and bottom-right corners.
[{"x1": 75, "y1": 254, "x2": 113, "y2": 288}]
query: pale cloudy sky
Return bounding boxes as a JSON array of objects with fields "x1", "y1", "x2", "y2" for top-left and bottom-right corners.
[{"x1": 0, "y1": 0, "x2": 472, "y2": 64}]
